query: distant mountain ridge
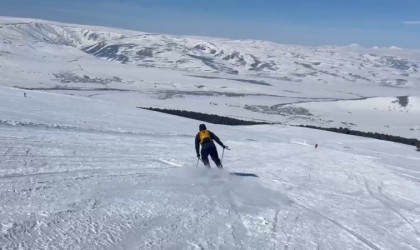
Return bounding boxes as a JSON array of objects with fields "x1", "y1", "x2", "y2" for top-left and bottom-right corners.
[{"x1": 1, "y1": 16, "x2": 419, "y2": 88}]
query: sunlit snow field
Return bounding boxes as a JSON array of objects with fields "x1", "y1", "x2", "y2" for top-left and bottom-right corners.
[{"x1": 1, "y1": 86, "x2": 420, "y2": 249}]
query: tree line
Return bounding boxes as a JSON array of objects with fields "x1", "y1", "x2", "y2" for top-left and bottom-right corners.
[
  {"x1": 139, "y1": 107, "x2": 270, "y2": 126},
  {"x1": 298, "y1": 125, "x2": 420, "y2": 147},
  {"x1": 140, "y1": 107, "x2": 419, "y2": 149}
]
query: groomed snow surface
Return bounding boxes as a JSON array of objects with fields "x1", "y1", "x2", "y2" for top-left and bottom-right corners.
[{"x1": 1, "y1": 86, "x2": 420, "y2": 249}]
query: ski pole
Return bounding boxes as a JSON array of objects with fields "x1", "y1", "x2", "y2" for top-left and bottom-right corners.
[
  {"x1": 196, "y1": 158, "x2": 200, "y2": 168},
  {"x1": 221, "y1": 148, "x2": 225, "y2": 164},
  {"x1": 221, "y1": 146, "x2": 230, "y2": 165}
]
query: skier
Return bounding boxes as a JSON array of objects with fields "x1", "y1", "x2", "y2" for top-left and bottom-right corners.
[{"x1": 195, "y1": 124, "x2": 228, "y2": 168}]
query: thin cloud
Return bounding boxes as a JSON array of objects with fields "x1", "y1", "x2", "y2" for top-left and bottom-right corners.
[{"x1": 403, "y1": 21, "x2": 420, "y2": 25}]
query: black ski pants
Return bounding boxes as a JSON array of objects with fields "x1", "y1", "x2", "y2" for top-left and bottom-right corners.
[{"x1": 201, "y1": 146, "x2": 222, "y2": 168}]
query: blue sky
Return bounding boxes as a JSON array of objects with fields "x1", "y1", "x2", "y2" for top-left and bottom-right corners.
[{"x1": 1, "y1": 0, "x2": 420, "y2": 48}]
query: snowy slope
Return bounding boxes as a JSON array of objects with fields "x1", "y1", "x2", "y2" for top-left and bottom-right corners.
[
  {"x1": 1, "y1": 86, "x2": 420, "y2": 249},
  {"x1": 0, "y1": 16, "x2": 420, "y2": 138}
]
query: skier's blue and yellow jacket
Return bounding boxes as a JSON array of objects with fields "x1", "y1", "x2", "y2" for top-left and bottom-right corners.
[{"x1": 195, "y1": 129, "x2": 225, "y2": 156}]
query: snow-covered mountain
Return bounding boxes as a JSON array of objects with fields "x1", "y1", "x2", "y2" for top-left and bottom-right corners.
[
  {"x1": 83, "y1": 37, "x2": 420, "y2": 88},
  {"x1": 1, "y1": 16, "x2": 420, "y2": 138},
  {"x1": 2, "y1": 17, "x2": 419, "y2": 86}
]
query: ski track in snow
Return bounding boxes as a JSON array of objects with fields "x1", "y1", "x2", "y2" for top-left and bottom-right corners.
[{"x1": 1, "y1": 87, "x2": 420, "y2": 249}]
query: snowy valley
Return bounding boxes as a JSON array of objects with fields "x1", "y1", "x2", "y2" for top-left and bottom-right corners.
[{"x1": 0, "y1": 17, "x2": 419, "y2": 138}]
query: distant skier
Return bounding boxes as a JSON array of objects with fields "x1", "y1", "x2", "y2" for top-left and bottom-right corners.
[
  {"x1": 195, "y1": 124, "x2": 228, "y2": 168},
  {"x1": 24, "y1": 92, "x2": 26, "y2": 98}
]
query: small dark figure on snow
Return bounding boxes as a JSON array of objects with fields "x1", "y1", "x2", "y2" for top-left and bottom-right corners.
[
  {"x1": 315, "y1": 144, "x2": 318, "y2": 149},
  {"x1": 24, "y1": 92, "x2": 26, "y2": 98},
  {"x1": 195, "y1": 124, "x2": 227, "y2": 168}
]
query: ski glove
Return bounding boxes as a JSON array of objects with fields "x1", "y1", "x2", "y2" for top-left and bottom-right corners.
[{"x1": 197, "y1": 153, "x2": 200, "y2": 158}]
